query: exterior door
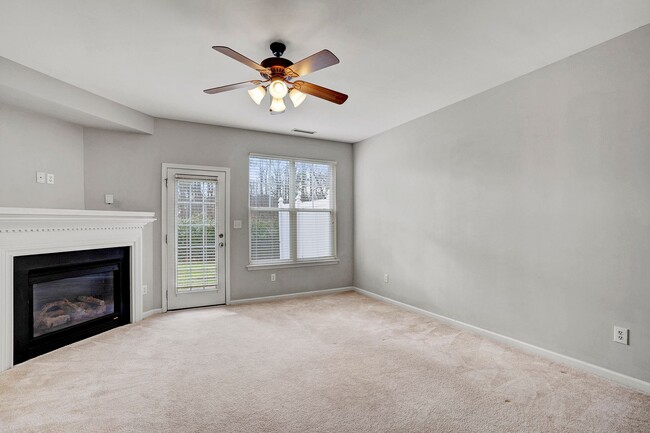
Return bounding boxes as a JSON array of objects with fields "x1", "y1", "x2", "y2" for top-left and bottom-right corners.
[{"x1": 166, "y1": 168, "x2": 226, "y2": 309}]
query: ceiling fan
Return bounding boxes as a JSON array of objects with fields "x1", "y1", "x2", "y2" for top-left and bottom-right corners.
[{"x1": 203, "y1": 42, "x2": 348, "y2": 114}]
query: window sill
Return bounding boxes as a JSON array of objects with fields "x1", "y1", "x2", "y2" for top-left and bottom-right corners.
[{"x1": 246, "y1": 259, "x2": 340, "y2": 271}]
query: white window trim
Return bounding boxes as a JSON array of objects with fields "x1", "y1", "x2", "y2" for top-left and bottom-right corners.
[
  {"x1": 247, "y1": 153, "x2": 338, "y2": 270},
  {"x1": 246, "y1": 258, "x2": 340, "y2": 271}
]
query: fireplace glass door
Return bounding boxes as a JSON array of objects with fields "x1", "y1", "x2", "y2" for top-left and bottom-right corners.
[
  {"x1": 14, "y1": 247, "x2": 130, "y2": 365},
  {"x1": 31, "y1": 265, "x2": 117, "y2": 338}
]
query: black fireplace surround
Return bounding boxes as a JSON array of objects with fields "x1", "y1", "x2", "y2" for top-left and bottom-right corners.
[{"x1": 14, "y1": 247, "x2": 130, "y2": 364}]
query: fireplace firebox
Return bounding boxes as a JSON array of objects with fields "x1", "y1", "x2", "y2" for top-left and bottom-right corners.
[{"x1": 13, "y1": 247, "x2": 130, "y2": 364}]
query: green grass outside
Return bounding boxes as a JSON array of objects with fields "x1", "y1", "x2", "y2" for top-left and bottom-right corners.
[{"x1": 177, "y1": 261, "x2": 217, "y2": 289}]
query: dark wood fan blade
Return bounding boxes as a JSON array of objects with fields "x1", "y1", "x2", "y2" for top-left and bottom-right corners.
[
  {"x1": 203, "y1": 80, "x2": 262, "y2": 94},
  {"x1": 285, "y1": 50, "x2": 339, "y2": 77},
  {"x1": 212, "y1": 46, "x2": 271, "y2": 74},
  {"x1": 292, "y1": 81, "x2": 348, "y2": 105}
]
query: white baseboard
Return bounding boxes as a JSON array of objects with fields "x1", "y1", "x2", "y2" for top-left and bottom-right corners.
[
  {"x1": 229, "y1": 287, "x2": 353, "y2": 305},
  {"x1": 142, "y1": 308, "x2": 162, "y2": 319},
  {"x1": 353, "y1": 287, "x2": 650, "y2": 396}
]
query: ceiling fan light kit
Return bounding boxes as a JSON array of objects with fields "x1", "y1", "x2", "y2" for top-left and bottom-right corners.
[
  {"x1": 268, "y1": 77, "x2": 288, "y2": 99},
  {"x1": 289, "y1": 88, "x2": 307, "y2": 108},
  {"x1": 204, "y1": 42, "x2": 348, "y2": 115},
  {"x1": 247, "y1": 86, "x2": 266, "y2": 105},
  {"x1": 270, "y1": 97, "x2": 286, "y2": 113}
]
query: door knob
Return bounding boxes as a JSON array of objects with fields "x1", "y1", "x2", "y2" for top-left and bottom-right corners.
[{"x1": 219, "y1": 233, "x2": 224, "y2": 238}]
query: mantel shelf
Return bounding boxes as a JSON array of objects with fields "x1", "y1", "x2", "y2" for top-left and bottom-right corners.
[{"x1": 0, "y1": 207, "x2": 155, "y2": 220}]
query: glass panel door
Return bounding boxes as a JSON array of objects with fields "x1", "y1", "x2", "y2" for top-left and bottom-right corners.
[{"x1": 166, "y1": 168, "x2": 226, "y2": 310}]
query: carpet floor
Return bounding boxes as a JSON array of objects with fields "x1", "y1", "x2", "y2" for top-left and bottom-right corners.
[{"x1": 0, "y1": 291, "x2": 648, "y2": 432}]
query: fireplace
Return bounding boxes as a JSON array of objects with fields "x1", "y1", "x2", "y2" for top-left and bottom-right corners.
[
  {"x1": 0, "y1": 207, "x2": 155, "y2": 371},
  {"x1": 13, "y1": 247, "x2": 130, "y2": 364}
]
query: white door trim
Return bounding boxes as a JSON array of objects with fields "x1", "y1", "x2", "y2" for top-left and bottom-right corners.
[{"x1": 161, "y1": 163, "x2": 231, "y2": 312}]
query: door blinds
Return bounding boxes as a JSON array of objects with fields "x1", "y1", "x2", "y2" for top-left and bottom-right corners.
[{"x1": 175, "y1": 175, "x2": 219, "y2": 291}]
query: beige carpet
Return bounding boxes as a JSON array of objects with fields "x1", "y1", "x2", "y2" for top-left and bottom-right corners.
[{"x1": 1, "y1": 291, "x2": 648, "y2": 433}]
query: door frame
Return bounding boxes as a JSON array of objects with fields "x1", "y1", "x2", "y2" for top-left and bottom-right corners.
[{"x1": 161, "y1": 163, "x2": 231, "y2": 312}]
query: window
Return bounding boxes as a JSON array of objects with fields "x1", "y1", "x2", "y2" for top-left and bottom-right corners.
[
  {"x1": 248, "y1": 154, "x2": 337, "y2": 268},
  {"x1": 175, "y1": 176, "x2": 218, "y2": 291}
]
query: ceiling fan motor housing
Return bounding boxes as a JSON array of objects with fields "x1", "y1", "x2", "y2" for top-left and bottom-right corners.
[{"x1": 260, "y1": 57, "x2": 293, "y2": 79}]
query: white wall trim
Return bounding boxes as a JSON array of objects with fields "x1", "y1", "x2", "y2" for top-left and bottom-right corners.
[
  {"x1": 229, "y1": 287, "x2": 353, "y2": 305},
  {"x1": 353, "y1": 287, "x2": 650, "y2": 396},
  {"x1": 142, "y1": 308, "x2": 162, "y2": 319}
]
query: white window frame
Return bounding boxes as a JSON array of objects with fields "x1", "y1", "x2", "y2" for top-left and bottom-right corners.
[{"x1": 247, "y1": 153, "x2": 339, "y2": 270}]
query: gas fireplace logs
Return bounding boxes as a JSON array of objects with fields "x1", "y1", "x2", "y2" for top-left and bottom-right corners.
[
  {"x1": 34, "y1": 297, "x2": 108, "y2": 332},
  {"x1": 77, "y1": 296, "x2": 105, "y2": 306}
]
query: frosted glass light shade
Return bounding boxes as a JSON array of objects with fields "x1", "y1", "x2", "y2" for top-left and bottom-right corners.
[
  {"x1": 269, "y1": 79, "x2": 288, "y2": 98},
  {"x1": 247, "y1": 86, "x2": 266, "y2": 105},
  {"x1": 269, "y1": 97, "x2": 286, "y2": 113},
  {"x1": 289, "y1": 89, "x2": 307, "y2": 107}
]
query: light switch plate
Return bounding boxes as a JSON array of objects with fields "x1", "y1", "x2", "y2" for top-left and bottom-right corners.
[
  {"x1": 36, "y1": 172, "x2": 46, "y2": 184},
  {"x1": 233, "y1": 220, "x2": 242, "y2": 229}
]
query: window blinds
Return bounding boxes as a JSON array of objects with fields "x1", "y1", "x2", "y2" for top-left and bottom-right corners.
[
  {"x1": 175, "y1": 175, "x2": 218, "y2": 291},
  {"x1": 249, "y1": 155, "x2": 336, "y2": 265}
]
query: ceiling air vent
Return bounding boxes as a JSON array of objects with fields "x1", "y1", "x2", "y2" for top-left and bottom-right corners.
[{"x1": 292, "y1": 128, "x2": 316, "y2": 135}]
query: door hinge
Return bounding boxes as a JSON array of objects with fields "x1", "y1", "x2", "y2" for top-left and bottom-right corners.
[
  {"x1": 165, "y1": 234, "x2": 168, "y2": 244},
  {"x1": 165, "y1": 178, "x2": 168, "y2": 187}
]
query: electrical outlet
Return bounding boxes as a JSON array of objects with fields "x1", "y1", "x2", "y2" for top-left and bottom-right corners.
[
  {"x1": 46, "y1": 173, "x2": 55, "y2": 184},
  {"x1": 271, "y1": 273, "x2": 276, "y2": 282},
  {"x1": 36, "y1": 172, "x2": 46, "y2": 184},
  {"x1": 614, "y1": 326, "x2": 629, "y2": 345},
  {"x1": 233, "y1": 220, "x2": 242, "y2": 229},
  {"x1": 142, "y1": 285, "x2": 148, "y2": 295},
  {"x1": 384, "y1": 273, "x2": 389, "y2": 283}
]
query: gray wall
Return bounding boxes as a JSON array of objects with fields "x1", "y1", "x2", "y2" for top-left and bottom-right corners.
[
  {"x1": 0, "y1": 103, "x2": 84, "y2": 208},
  {"x1": 83, "y1": 119, "x2": 353, "y2": 311},
  {"x1": 354, "y1": 25, "x2": 650, "y2": 382}
]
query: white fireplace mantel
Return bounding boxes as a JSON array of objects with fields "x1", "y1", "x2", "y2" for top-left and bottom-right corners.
[{"x1": 0, "y1": 207, "x2": 156, "y2": 372}]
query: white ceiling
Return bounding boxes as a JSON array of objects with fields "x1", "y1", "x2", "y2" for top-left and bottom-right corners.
[{"x1": 1, "y1": 1, "x2": 649, "y2": 143}]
